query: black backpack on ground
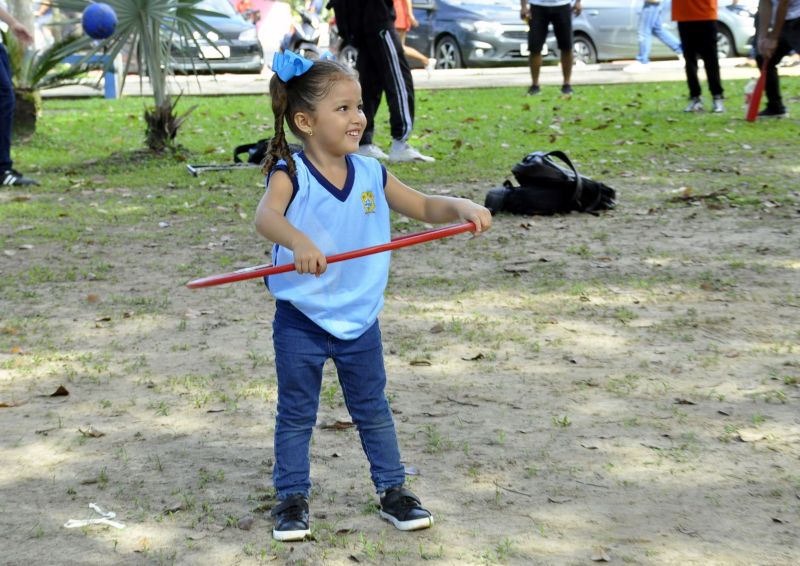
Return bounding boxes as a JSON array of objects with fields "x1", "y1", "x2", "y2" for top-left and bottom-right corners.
[
  {"x1": 233, "y1": 139, "x2": 303, "y2": 165},
  {"x1": 485, "y1": 150, "x2": 616, "y2": 215}
]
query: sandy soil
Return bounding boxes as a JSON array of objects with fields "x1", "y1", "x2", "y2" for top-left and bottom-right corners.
[{"x1": 1, "y1": 180, "x2": 799, "y2": 565}]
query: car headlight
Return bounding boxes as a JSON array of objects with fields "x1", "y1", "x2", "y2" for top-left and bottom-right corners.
[
  {"x1": 239, "y1": 28, "x2": 257, "y2": 42},
  {"x1": 459, "y1": 20, "x2": 504, "y2": 36}
]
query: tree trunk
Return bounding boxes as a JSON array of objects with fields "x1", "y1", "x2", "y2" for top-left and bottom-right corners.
[{"x1": 12, "y1": 87, "x2": 39, "y2": 142}]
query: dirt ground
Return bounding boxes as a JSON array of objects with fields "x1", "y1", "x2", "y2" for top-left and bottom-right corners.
[{"x1": 1, "y1": 179, "x2": 799, "y2": 565}]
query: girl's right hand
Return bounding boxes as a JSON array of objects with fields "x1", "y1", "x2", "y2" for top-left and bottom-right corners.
[{"x1": 292, "y1": 236, "x2": 327, "y2": 276}]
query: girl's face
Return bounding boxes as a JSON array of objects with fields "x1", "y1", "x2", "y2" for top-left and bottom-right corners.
[{"x1": 303, "y1": 78, "x2": 366, "y2": 156}]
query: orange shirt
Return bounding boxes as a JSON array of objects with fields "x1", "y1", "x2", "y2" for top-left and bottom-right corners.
[{"x1": 672, "y1": 0, "x2": 717, "y2": 22}]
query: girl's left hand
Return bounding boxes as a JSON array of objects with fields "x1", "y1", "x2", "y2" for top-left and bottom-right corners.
[{"x1": 458, "y1": 201, "x2": 492, "y2": 234}]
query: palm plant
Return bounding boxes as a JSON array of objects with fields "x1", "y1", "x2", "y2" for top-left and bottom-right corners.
[
  {"x1": 3, "y1": 32, "x2": 99, "y2": 140},
  {"x1": 50, "y1": 0, "x2": 226, "y2": 151}
]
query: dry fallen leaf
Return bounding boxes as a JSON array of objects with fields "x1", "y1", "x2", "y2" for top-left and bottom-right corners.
[
  {"x1": 591, "y1": 546, "x2": 610, "y2": 561},
  {"x1": 50, "y1": 385, "x2": 70, "y2": 397},
  {"x1": 78, "y1": 426, "x2": 105, "y2": 438}
]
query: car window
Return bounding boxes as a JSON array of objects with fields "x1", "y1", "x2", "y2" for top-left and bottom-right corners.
[{"x1": 197, "y1": 0, "x2": 238, "y2": 18}]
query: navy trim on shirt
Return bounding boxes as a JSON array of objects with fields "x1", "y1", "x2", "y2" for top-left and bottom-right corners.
[
  {"x1": 298, "y1": 151, "x2": 354, "y2": 202},
  {"x1": 266, "y1": 161, "x2": 300, "y2": 214}
]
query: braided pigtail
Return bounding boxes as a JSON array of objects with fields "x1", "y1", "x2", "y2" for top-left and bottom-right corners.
[{"x1": 262, "y1": 73, "x2": 297, "y2": 178}]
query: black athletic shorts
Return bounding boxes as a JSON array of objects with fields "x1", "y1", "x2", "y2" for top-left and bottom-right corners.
[{"x1": 528, "y1": 4, "x2": 573, "y2": 53}]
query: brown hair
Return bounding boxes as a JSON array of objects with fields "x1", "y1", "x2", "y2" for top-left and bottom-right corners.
[{"x1": 262, "y1": 59, "x2": 358, "y2": 177}]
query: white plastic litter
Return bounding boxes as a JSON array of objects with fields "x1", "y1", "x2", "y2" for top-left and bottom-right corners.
[{"x1": 64, "y1": 503, "x2": 125, "y2": 529}]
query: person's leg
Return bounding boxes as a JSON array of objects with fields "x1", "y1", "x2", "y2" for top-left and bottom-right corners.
[
  {"x1": 551, "y1": 5, "x2": 574, "y2": 87},
  {"x1": 0, "y1": 45, "x2": 15, "y2": 173},
  {"x1": 398, "y1": 29, "x2": 429, "y2": 66},
  {"x1": 678, "y1": 21, "x2": 701, "y2": 98},
  {"x1": 651, "y1": 5, "x2": 682, "y2": 55},
  {"x1": 527, "y1": 6, "x2": 549, "y2": 90},
  {"x1": 331, "y1": 321, "x2": 405, "y2": 493},
  {"x1": 332, "y1": 320, "x2": 432, "y2": 531},
  {"x1": 375, "y1": 27, "x2": 414, "y2": 143},
  {"x1": 698, "y1": 20, "x2": 723, "y2": 98},
  {"x1": 637, "y1": 4, "x2": 658, "y2": 64},
  {"x1": 356, "y1": 36, "x2": 382, "y2": 147},
  {"x1": 757, "y1": 37, "x2": 792, "y2": 112},
  {"x1": 271, "y1": 301, "x2": 328, "y2": 500}
]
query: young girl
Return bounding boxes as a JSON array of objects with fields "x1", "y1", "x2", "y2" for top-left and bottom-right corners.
[{"x1": 255, "y1": 52, "x2": 491, "y2": 542}]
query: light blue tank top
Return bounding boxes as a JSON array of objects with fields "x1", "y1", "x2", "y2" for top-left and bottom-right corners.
[{"x1": 266, "y1": 152, "x2": 390, "y2": 340}]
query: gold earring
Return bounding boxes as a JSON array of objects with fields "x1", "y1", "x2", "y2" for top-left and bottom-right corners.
[{"x1": 308, "y1": 130, "x2": 313, "y2": 136}]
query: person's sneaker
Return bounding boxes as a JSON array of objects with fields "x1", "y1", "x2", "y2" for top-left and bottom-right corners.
[
  {"x1": 624, "y1": 61, "x2": 650, "y2": 73},
  {"x1": 357, "y1": 144, "x2": 388, "y2": 160},
  {"x1": 270, "y1": 494, "x2": 310, "y2": 542},
  {"x1": 388, "y1": 142, "x2": 435, "y2": 163},
  {"x1": 1, "y1": 169, "x2": 39, "y2": 186},
  {"x1": 683, "y1": 97, "x2": 704, "y2": 112},
  {"x1": 526, "y1": 85, "x2": 540, "y2": 96},
  {"x1": 379, "y1": 487, "x2": 433, "y2": 531},
  {"x1": 711, "y1": 96, "x2": 725, "y2": 113},
  {"x1": 758, "y1": 106, "x2": 788, "y2": 118},
  {"x1": 425, "y1": 57, "x2": 437, "y2": 78},
  {"x1": 561, "y1": 84, "x2": 574, "y2": 95}
]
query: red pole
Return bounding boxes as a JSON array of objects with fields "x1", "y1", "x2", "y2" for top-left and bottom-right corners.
[{"x1": 186, "y1": 221, "x2": 476, "y2": 289}]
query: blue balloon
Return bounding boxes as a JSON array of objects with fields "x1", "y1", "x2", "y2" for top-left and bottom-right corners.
[{"x1": 82, "y1": 3, "x2": 117, "y2": 40}]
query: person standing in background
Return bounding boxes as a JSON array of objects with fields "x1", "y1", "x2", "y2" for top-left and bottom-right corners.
[
  {"x1": 672, "y1": 0, "x2": 725, "y2": 113},
  {"x1": 624, "y1": 0, "x2": 682, "y2": 72},
  {"x1": 393, "y1": 0, "x2": 436, "y2": 76},
  {"x1": 755, "y1": 0, "x2": 799, "y2": 117},
  {"x1": 331, "y1": 0, "x2": 435, "y2": 162},
  {"x1": 0, "y1": 5, "x2": 38, "y2": 186},
  {"x1": 520, "y1": 0, "x2": 582, "y2": 95}
]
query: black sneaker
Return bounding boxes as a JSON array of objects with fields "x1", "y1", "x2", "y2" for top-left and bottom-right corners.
[
  {"x1": 526, "y1": 85, "x2": 541, "y2": 96},
  {"x1": 379, "y1": 487, "x2": 433, "y2": 531},
  {"x1": 270, "y1": 494, "x2": 310, "y2": 541},
  {"x1": 561, "y1": 84, "x2": 574, "y2": 95},
  {"x1": 1, "y1": 169, "x2": 39, "y2": 186},
  {"x1": 758, "y1": 106, "x2": 787, "y2": 118}
]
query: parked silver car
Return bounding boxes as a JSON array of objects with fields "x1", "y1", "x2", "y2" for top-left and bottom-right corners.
[{"x1": 547, "y1": 0, "x2": 755, "y2": 64}]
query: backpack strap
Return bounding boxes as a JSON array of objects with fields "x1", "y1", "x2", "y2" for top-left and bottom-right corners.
[
  {"x1": 233, "y1": 142, "x2": 258, "y2": 163},
  {"x1": 541, "y1": 150, "x2": 583, "y2": 207}
]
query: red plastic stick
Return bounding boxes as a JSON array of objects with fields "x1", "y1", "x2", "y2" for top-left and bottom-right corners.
[
  {"x1": 745, "y1": 61, "x2": 769, "y2": 122},
  {"x1": 186, "y1": 221, "x2": 476, "y2": 289}
]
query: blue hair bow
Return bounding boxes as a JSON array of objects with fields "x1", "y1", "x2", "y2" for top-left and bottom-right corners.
[{"x1": 272, "y1": 51, "x2": 313, "y2": 82}]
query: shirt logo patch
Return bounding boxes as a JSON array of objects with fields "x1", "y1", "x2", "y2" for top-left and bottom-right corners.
[{"x1": 361, "y1": 191, "x2": 375, "y2": 214}]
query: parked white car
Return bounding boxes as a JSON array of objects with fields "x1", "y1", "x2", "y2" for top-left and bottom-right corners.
[{"x1": 547, "y1": 0, "x2": 756, "y2": 64}]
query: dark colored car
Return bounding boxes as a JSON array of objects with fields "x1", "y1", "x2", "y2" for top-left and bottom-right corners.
[
  {"x1": 408, "y1": 0, "x2": 530, "y2": 69},
  {"x1": 170, "y1": 0, "x2": 264, "y2": 73},
  {"x1": 330, "y1": 0, "x2": 530, "y2": 70}
]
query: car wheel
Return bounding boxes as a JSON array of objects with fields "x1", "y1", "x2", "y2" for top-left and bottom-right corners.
[
  {"x1": 435, "y1": 36, "x2": 462, "y2": 69},
  {"x1": 716, "y1": 25, "x2": 734, "y2": 58},
  {"x1": 572, "y1": 34, "x2": 597, "y2": 65},
  {"x1": 340, "y1": 45, "x2": 358, "y2": 70}
]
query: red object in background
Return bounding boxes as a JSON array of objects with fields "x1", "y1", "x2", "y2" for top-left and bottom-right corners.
[
  {"x1": 186, "y1": 222, "x2": 477, "y2": 289},
  {"x1": 745, "y1": 61, "x2": 768, "y2": 122}
]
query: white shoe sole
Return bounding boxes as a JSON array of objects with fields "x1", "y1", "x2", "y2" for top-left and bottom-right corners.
[
  {"x1": 388, "y1": 154, "x2": 436, "y2": 163},
  {"x1": 272, "y1": 527, "x2": 310, "y2": 541},
  {"x1": 379, "y1": 510, "x2": 434, "y2": 531}
]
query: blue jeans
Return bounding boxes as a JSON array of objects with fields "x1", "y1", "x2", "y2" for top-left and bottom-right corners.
[
  {"x1": 0, "y1": 44, "x2": 15, "y2": 171},
  {"x1": 637, "y1": 3, "x2": 682, "y2": 64},
  {"x1": 271, "y1": 300, "x2": 405, "y2": 499}
]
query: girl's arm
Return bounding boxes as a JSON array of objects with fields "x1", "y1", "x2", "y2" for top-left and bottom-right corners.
[
  {"x1": 254, "y1": 171, "x2": 328, "y2": 275},
  {"x1": 384, "y1": 172, "x2": 492, "y2": 233}
]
